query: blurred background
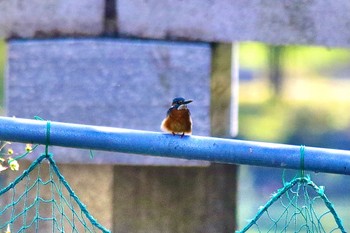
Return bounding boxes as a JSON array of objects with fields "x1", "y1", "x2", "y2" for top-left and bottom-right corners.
[
  {"x1": 1, "y1": 39, "x2": 350, "y2": 230},
  {"x1": 237, "y1": 42, "x2": 350, "y2": 229}
]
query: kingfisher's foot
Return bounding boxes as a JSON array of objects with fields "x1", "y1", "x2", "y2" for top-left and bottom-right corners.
[
  {"x1": 180, "y1": 132, "x2": 185, "y2": 138},
  {"x1": 172, "y1": 132, "x2": 175, "y2": 136}
]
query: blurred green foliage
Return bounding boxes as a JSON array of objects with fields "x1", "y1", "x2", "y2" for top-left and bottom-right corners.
[
  {"x1": 0, "y1": 40, "x2": 5, "y2": 108},
  {"x1": 238, "y1": 42, "x2": 350, "y2": 149},
  {"x1": 240, "y1": 42, "x2": 350, "y2": 72}
]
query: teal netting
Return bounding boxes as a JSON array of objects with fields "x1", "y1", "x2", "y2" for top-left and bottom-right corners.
[
  {"x1": 0, "y1": 152, "x2": 110, "y2": 233},
  {"x1": 237, "y1": 175, "x2": 346, "y2": 233}
]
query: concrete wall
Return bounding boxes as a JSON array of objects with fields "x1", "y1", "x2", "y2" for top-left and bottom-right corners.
[
  {"x1": 1, "y1": 1, "x2": 350, "y2": 47},
  {"x1": 117, "y1": 0, "x2": 350, "y2": 47},
  {"x1": 0, "y1": 0, "x2": 104, "y2": 38}
]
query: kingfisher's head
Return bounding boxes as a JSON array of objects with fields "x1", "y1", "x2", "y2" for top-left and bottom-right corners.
[{"x1": 171, "y1": 97, "x2": 193, "y2": 110}]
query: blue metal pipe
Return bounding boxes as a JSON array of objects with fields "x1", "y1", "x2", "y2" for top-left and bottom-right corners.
[{"x1": 0, "y1": 116, "x2": 350, "y2": 175}]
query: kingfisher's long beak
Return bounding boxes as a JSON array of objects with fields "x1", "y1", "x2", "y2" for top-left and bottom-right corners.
[{"x1": 184, "y1": 99, "x2": 193, "y2": 104}]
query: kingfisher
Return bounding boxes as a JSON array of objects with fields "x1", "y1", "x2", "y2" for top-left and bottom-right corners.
[{"x1": 161, "y1": 97, "x2": 193, "y2": 137}]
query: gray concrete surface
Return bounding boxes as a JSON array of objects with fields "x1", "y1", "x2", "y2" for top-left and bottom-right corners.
[
  {"x1": 0, "y1": 0, "x2": 104, "y2": 38},
  {"x1": 6, "y1": 38, "x2": 211, "y2": 165}
]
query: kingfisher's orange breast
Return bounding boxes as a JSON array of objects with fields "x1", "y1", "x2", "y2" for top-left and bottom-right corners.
[{"x1": 161, "y1": 109, "x2": 192, "y2": 134}]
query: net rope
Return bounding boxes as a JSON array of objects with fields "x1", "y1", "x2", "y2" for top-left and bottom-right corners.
[
  {"x1": 0, "y1": 152, "x2": 110, "y2": 232},
  {"x1": 237, "y1": 146, "x2": 346, "y2": 233},
  {"x1": 0, "y1": 152, "x2": 110, "y2": 233}
]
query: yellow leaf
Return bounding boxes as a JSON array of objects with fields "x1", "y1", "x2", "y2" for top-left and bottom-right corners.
[
  {"x1": 7, "y1": 148, "x2": 13, "y2": 155},
  {"x1": 25, "y1": 144, "x2": 33, "y2": 152},
  {"x1": 8, "y1": 158, "x2": 19, "y2": 171}
]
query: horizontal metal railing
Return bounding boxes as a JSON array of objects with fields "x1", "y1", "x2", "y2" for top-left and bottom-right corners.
[{"x1": 0, "y1": 116, "x2": 349, "y2": 175}]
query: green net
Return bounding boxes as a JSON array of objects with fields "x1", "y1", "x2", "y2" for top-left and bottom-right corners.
[
  {"x1": 0, "y1": 152, "x2": 110, "y2": 233},
  {"x1": 237, "y1": 175, "x2": 346, "y2": 233}
]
